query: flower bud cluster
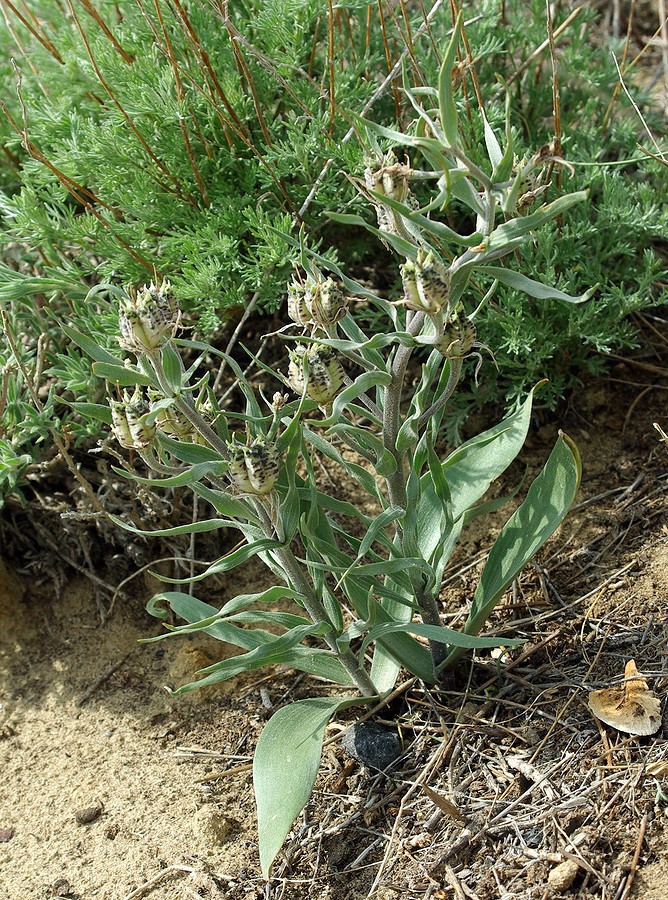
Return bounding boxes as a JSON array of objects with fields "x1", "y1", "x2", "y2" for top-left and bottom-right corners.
[
  {"x1": 227, "y1": 437, "x2": 280, "y2": 496},
  {"x1": 436, "y1": 309, "x2": 477, "y2": 359},
  {"x1": 400, "y1": 252, "x2": 450, "y2": 315},
  {"x1": 118, "y1": 281, "x2": 179, "y2": 353},
  {"x1": 287, "y1": 275, "x2": 348, "y2": 330},
  {"x1": 288, "y1": 343, "x2": 345, "y2": 405},
  {"x1": 148, "y1": 391, "x2": 194, "y2": 439},
  {"x1": 110, "y1": 387, "x2": 156, "y2": 450},
  {"x1": 364, "y1": 150, "x2": 415, "y2": 237}
]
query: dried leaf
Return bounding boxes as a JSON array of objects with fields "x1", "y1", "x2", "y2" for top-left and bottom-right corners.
[
  {"x1": 588, "y1": 659, "x2": 662, "y2": 736},
  {"x1": 643, "y1": 760, "x2": 668, "y2": 777},
  {"x1": 420, "y1": 784, "x2": 467, "y2": 822}
]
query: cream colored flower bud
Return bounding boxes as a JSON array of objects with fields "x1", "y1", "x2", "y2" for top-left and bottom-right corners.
[
  {"x1": 110, "y1": 387, "x2": 156, "y2": 449},
  {"x1": 309, "y1": 279, "x2": 348, "y2": 327},
  {"x1": 118, "y1": 281, "x2": 179, "y2": 353},
  {"x1": 400, "y1": 253, "x2": 450, "y2": 314},
  {"x1": 400, "y1": 261, "x2": 421, "y2": 309},
  {"x1": 227, "y1": 438, "x2": 280, "y2": 496},
  {"x1": 272, "y1": 391, "x2": 290, "y2": 411},
  {"x1": 287, "y1": 276, "x2": 348, "y2": 329},
  {"x1": 364, "y1": 151, "x2": 415, "y2": 239},
  {"x1": 436, "y1": 309, "x2": 477, "y2": 358},
  {"x1": 415, "y1": 254, "x2": 450, "y2": 314},
  {"x1": 287, "y1": 280, "x2": 312, "y2": 328},
  {"x1": 109, "y1": 398, "x2": 135, "y2": 449},
  {"x1": 149, "y1": 392, "x2": 193, "y2": 438},
  {"x1": 288, "y1": 343, "x2": 345, "y2": 405}
]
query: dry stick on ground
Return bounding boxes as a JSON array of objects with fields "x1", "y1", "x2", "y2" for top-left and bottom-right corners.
[
  {"x1": 366, "y1": 731, "x2": 456, "y2": 896},
  {"x1": 121, "y1": 865, "x2": 229, "y2": 900},
  {"x1": 616, "y1": 811, "x2": 649, "y2": 900}
]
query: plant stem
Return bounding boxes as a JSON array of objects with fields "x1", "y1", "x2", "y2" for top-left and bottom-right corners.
[
  {"x1": 381, "y1": 310, "x2": 451, "y2": 673},
  {"x1": 149, "y1": 352, "x2": 230, "y2": 457},
  {"x1": 417, "y1": 357, "x2": 463, "y2": 430},
  {"x1": 251, "y1": 499, "x2": 378, "y2": 698},
  {"x1": 414, "y1": 583, "x2": 447, "y2": 669},
  {"x1": 382, "y1": 312, "x2": 425, "y2": 510}
]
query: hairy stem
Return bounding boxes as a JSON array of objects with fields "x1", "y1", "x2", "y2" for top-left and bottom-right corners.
[
  {"x1": 382, "y1": 312, "x2": 425, "y2": 510},
  {"x1": 414, "y1": 583, "x2": 447, "y2": 669},
  {"x1": 417, "y1": 357, "x2": 463, "y2": 430},
  {"x1": 381, "y1": 312, "x2": 453, "y2": 673},
  {"x1": 149, "y1": 352, "x2": 230, "y2": 457},
  {"x1": 251, "y1": 499, "x2": 378, "y2": 698}
]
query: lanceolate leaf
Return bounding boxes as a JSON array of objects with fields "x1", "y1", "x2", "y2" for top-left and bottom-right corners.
[
  {"x1": 442, "y1": 432, "x2": 581, "y2": 669},
  {"x1": 158, "y1": 433, "x2": 221, "y2": 463},
  {"x1": 437, "y1": 11, "x2": 463, "y2": 148},
  {"x1": 486, "y1": 191, "x2": 589, "y2": 254},
  {"x1": 353, "y1": 193, "x2": 483, "y2": 247},
  {"x1": 146, "y1": 592, "x2": 355, "y2": 688},
  {"x1": 70, "y1": 402, "x2": 113, "y2": 424},
  {"x1": 168, "y1": 622, "x2": 335, "y2": 692},
  {"x1": 361, "y1": 620, "x2": 522, "y2": 657},
  {"x1": 92, "y1": 361, "x2": 152, "y2": 386},
  {"x1": 160, "y1": 343, "x2": 185, "y2": 391},
  {"x1": 60, "y1": 324, "x2": 125, "y2": 365},
  {"x1": 417, "y1": 387, "x2": 536, "y2": 572},
  {"x1": 254, "y1": 697, "x2": 365, "y2": 877},
  {"x1": 153, "y1": 537, "x2": 283, "y2": 584},
  {"x1": 477, "y1": 267, "x2": 597, "y2": 304},
  {"x1": 124, "y1": 460, "x2": 227, "y2": 488},
  {"x1": 107, "y1": 512, "x2": 234, "y2": 537},
  {"x1": 192, "y1": 482, "x2": 253, "y2": 520}
]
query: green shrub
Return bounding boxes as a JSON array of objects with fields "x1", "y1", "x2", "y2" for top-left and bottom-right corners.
[{"x1": 0, "y1": 1, "x2": 665, "y2": 504}]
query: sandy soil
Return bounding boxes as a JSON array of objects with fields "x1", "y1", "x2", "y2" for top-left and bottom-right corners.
[{"x1": 2, "y1": 365, "x2": 668, "y2": 900}]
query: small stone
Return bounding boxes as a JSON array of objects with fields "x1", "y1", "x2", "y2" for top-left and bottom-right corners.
[
  {"x1": 193, "y1": 807, "x2": 236, "y2": 848},
  {"x1": 341, "y1": 721, "x2": 402, "y2": 770},
  {"x1": 548, "y1": 859, "x2": 580, "y2": 891},
  {"x1": 0, "y1": 826, "x2": 14, "y2": 842},
  {"x1": 49, "y1": 878, "x2": 73, "y2": 898},
  {"x1": 75, "y1": 804, "x2": 102, "y2": 825}
]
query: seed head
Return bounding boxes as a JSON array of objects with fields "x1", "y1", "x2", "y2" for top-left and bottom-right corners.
[
  {"x1": 400, "y1": 252, "x2": 450, "y2": 315},
  {"x1": 287, "y1": 275, "x2": 348, "y2": 330},
  {"x1": 364, "y1": 150, "x2": 414, "y2": 238},
  {"x1": 436, "y1": 309, "x2": 477, "y2": 358}
]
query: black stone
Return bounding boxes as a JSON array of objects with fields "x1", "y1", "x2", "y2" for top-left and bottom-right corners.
[{"x1": 341, "y1": 721, "x2": 402, "y2": 770}]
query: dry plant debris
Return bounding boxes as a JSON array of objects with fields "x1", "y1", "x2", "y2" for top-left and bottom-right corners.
[{"x1": 588, "y1": 659, "x2": 662, "y2": 736}]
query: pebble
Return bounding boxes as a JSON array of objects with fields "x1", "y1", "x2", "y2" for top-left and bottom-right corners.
[
  {"x1": 75, "y1": 804, "x2": 103, "y2": 825},
  {"x1": 548, "y1": 859, "x2": 580, "y2": 891},
  {"x1": 193, "y1": 806, "x2": 236, "y2": 848},
  {"x1": 341, "y1": 721, "x2": 402, "y2": 770}
]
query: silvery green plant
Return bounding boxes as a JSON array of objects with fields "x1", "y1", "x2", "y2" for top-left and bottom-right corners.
[{"x1": 64, "y1": 15, "x2": 591, "y2": 878}]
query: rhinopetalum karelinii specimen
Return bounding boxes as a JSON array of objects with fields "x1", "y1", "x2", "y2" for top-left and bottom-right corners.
[{"x1": 66, "y1": 13, "x2": 591, "y2": 878}]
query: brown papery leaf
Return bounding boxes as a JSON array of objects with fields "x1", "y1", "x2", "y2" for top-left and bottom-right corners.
[
  {"x1": 420, "y1": 784, "x2": 467, "y2": 823},
  {"x1": 588, "y1": 659, "x2": 662, "y2": 736}
]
